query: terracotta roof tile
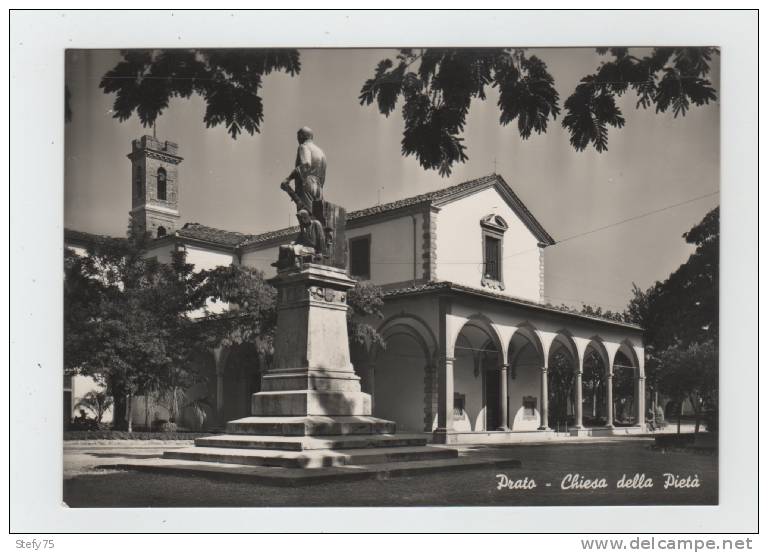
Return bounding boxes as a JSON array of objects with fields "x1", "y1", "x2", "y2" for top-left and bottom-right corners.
[{"x1": 176, "y1": 223, "x2": 257, "y2": 248}]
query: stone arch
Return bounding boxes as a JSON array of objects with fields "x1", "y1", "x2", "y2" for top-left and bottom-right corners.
[
  {"x1": 583, "y1": 337, "x2": 611, "y2": 426},
  {"x1": 612, "y1": 340, "x2": 640, "y2": 425},
  {"x1": 507, "y1": 322, "x2": 544, "y2": 363},
  {"x1": 548, "y1": 331, "x2": 579, "y2": 364},
  {"x1": 546, "y1": 331, "x2": 579, "y2": 429},
  {"x1": 450, "y1": 313, "x2": 504, "y2": 361},
  {"x1": 507, "y1": 323, "x2": 546, "y2": 431},
  {"x1": 614, "y1": 339, "x2": 641, "y2": 375},
  {"x1": 377, "y1": 313, "x2": 437, "y2": 360},
  {"x1": 369, "y1": 314, "x2": 438, "y2": 433},
  {"x1": 584, "y1": 337, "x2": 611, "y2": 373},
  {"x1": 451, "y1": 315, "x2": 505, "y2": 432}
]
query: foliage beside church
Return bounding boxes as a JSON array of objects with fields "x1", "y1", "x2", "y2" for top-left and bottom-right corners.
[{"x1": 64, "y1": 215, "x2": 384, "y2": 431}]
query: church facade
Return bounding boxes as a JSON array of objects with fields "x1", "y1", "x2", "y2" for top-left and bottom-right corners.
[{"x1": 65, "y1": 135, "x2": 646, "y2": 443}]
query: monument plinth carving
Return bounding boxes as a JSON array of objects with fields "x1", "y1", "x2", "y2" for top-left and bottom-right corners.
[{"x1": 253, "y1": 263, "x2": 372, "y2": 417}]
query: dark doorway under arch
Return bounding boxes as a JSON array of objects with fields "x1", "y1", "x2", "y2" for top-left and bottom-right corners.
[{"x1": 221, "y1": 344, "x2": 262, "y2": 423}]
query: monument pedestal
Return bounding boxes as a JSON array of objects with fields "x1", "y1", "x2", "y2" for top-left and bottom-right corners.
[
  {"x1": 165, "y1": 263, "x2": 457, "y2": 470},
  {"x1": 251, "y1": 264, "x2": 373, "y2": 417}
]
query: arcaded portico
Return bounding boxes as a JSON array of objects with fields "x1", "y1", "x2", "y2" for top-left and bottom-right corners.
[{"x1": 358, "y1": 282, "x2": 645, "y2": 444}]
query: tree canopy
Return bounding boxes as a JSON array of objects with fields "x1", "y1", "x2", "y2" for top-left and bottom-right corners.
[
  {"x1": 625, "y1": 206, "x2": 719, "y2": 431},
  {"x1": 93, "y1": 47, "x2": 717, "y2": 177},
  {"x1": 361, "y1": 47, "x2": 717, "y2": 175},
  {"x1": 64, "y1": 220, "x2": 385, "y2": 429},
  {"x1": 99, "y1": 49, "x2": 301, "y2": 138},
  {"x1": 64, "y1": 218, "x2": 207, "y2": 429}
]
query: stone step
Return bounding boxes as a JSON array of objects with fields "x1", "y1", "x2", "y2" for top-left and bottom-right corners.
[
  {"x1": 226, "y1": 415, "x2": 396, "y2": 437},
  {"x1": 113, "y1": 454, "x2": 523, "y2": 487},
  {"x1": 195, "y1": 434, "x2": 427, "y2": 451},
  {"x1": 163, "y1": 445, "x2": 458, "y2": 469}
]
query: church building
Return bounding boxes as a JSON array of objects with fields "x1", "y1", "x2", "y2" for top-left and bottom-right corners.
[{"x1": 65, "y1": 135, "x2": 647, "y2": 443}]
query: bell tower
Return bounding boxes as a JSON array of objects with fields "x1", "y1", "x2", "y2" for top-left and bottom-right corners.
[{"x1": 128, "y1": 135, "x2": 183, "y2": 238}]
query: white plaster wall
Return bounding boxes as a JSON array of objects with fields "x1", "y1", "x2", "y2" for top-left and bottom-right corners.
[
  {"x1": 434, "y1": 188, "x2": 542, "y2": 302},
  {"x1": 129, "y1": 396, "x2": 171, "y2": 427},
  {"x1": 184, "y1": 244, "x2": 234, "y2": 271},
  {"x1": 65, "y1": 244, "x2": 88, "y2": 257},
  {"x1": 71, "y1": 375, "x2": 114, "y2": 423},
  {"x1": 182, "y1": 245, "x2": 235, "y2": 317},
  {"x1": 346, "y1": 213, "x2": 423, "y2": 286},
  {"x1": 241, "y1": 245, "x2": 280, "y2": 278},
  {"x1": 373, "y1": 333, "x2": 426, "y2": 432}
]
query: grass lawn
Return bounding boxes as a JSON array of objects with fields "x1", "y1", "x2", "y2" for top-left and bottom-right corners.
[{"x1": 63, "y1": 440, "x2": 716, "y2": 507}]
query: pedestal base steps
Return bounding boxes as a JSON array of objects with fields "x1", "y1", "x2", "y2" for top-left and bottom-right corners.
[
  {"x1": 569, "y1": 425, "x2": 645, "y2": 437},
  {"x1": 163, "y1": 415, "x2": 460, "y2": 469}
]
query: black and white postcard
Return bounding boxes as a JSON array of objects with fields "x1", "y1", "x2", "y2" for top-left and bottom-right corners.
[{"x1": 9, "y1": 9, "x2": 759, "y2": 537}]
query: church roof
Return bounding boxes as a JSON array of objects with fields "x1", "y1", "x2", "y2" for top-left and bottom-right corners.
[
  {"x1": 239, "y1": 173, "x2": 555, "y2": 249},
  {"x1": 65, "y1": 173, "x2": 555, "y2": 251},
  {"x1": 64, "y1": 228, "x2": 126, "y2": 247},
  {"x1": 176, "y1": 223, "x2": 258, "y2": 248},
  {"x1": 383, "y1": 280, "x2": 642, "y2": 330}
]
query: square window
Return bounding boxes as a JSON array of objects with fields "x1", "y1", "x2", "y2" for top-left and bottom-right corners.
[{"x1": 349, "y1": 236, "x2": 371, "y2": 280}]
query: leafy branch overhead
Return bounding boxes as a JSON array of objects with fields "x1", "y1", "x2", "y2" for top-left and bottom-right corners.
[
  {"x1": 95, "y1": 47, "x2": 717, "y2": 177},
  {"x1": 359, "y1": 48, "x2": 560, "y2": 176},
  {"x1": 360, "y1": 47, "x2": 718, "y2": 175},
  {"x1": 99, "y1": 49, "x2": 301, "y2": 138}
]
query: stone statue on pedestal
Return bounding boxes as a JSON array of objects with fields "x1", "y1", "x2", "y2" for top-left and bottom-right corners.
[
  {"x1": 277, "y1": 126, "x2": 346, "y2": 270},
  {"x1": 273, "y1": 208, "x2": 327, "y2": 269},
  {"x1": 280, "y1": 126, "x2": 326, "y2": 217},
  {"x1": 163, "y1": 127, "x2": 457, "y2": 472}
]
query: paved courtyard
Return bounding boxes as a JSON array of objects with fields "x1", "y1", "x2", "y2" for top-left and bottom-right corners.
[{"x1": 63, "y1": 438, "x2": 716, "y2": 507}]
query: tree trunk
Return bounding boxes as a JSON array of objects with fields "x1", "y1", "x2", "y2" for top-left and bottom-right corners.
[
  {"x1": 171, "y1": 387, "x2": 179, "y2": 422},
  {"x1": 690, "y1": 393, "x2": 702, "y2": 434},
  {"x1": 110, "y1": 378, "x2": 127, "y2": 430},
  {"x1": 126, "y1": 393, "x2": 133, "y2": 433}
]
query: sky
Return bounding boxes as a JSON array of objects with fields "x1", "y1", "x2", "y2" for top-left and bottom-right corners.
[{"x1": 64, "y1": 48, "x2": 720, "y2": 313}]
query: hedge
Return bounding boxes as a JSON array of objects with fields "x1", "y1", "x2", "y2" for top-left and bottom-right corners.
[{"x1": 64, "y1": 430, "x2": 215, "y2": 441}]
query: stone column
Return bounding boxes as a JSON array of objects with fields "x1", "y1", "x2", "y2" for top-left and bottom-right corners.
[
  {"x1": 574, "y1": 370, "x2": 584, "y2": 429},
  {"x1": 423, "y1": 363, "x2": 438, "y2": 432},
  {"x1": 498, "y1": 364, "x2": 510, "y2": 430},
  {"x1": 605, "y1": 373, "x2": 614, "y2": 428},
  {"x1": 436, "y1": 356, "x2": 455, "y2": 434},
  {"x1": 539, "y1": 366, "x2": 549, "y2": 430},
  {"x1": 636, "y1": 375, "x2": 646, "y2": 427}
]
